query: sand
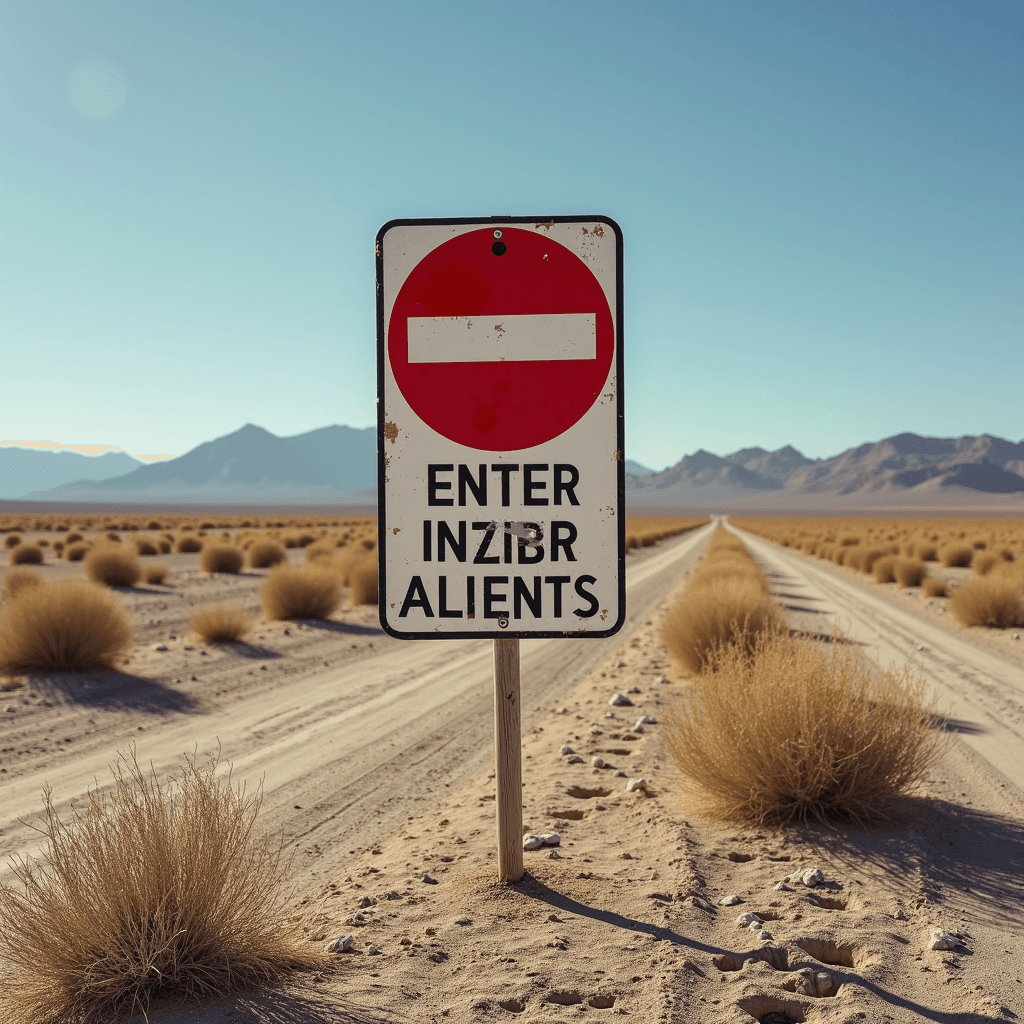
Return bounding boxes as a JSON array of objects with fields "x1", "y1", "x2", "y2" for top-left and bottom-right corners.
[{"x1": 1, "y1": 522, "x2": 1022, "y2": 1022}]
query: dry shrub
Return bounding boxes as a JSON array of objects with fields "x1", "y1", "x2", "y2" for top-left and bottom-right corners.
[
  {"x1": 143, "y1": 563, "x2": 169, "y2": 585},
  {"x1": 3, "y1": 535, "x2": 22, "y2": 550},
  {"x1": 304, "y1": 539, "x2": 338, "y2": 563},
  {"x1": 9, "y1": 545, "x2": 43, "y2": 566},
  {"x1": 248, "y1": 540, "x2": 287, "y2": 569},
  {"x1": 922, "y1": 577, "x2": 948, "y2": 598},
  {"x1": 133, "y1": 538, "x2": 158, "y2": 557},
  {"x1": 662, "y1": 578, "x2": 783, "y2": 676},
  {"x1": 940, "y1": 546, "x2": 973, "y2": 568},
  {"x1": 949, "y1": 576, "x2": 1024, "y2": 628},
  {"x1": 84, "y1": 546, "x2": 141, "y2": 588},
  {"x1": 972, "y1": 552, "x2": 999, "y2": 577},
  {"x1": 850, "y1": 547, "x2": 891, "y2": 574},
  {"x1": 260, "y1": 565, "x2": 343, "y2": 621},
  {"x1": 914, "y1": 543, "x2": 938, "y2": 561},
  {"x1": 663, "y1": 631, "x2": 944, "y2": 824},
  {"x1": 175, "y1": 535, "x2": 203, "y2": 553},
  {"x1": 190, "y1": 603, "x2": 254, "y2": 643},
  {"x1": 64, "y1": 532, "x2": 83, "y2": 545},
  {"x1": 871, "y1": 555, "x2": 897, "y2": 584},
  {"x1": 348, "y1": 553, "x2": 378, "y2": 606},
  {"x1": 2, "y1": 568, "x2": 43, "y2": 602},
  {"x1": 893, "y1": 558, "x2": 926, "y2": 588},
  {"x1": 0, "y1": 581, "x2": 133, "y2": 671},
  {"x1": 104, "y1": 532, "x2": 121, "y2": 543},
  {"x1": 0, "y1": 750, "x2": 320, "y2": 1024},
  {"x1": 64, "y1": 542, "x2": 90, "y2": 562},
  {"x1": 199, "y1": 543, "x2": 244, "y2": 574}
]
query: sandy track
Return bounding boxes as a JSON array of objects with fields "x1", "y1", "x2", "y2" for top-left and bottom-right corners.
[
  {"x1": 0, "y1": 522, "x2": 717, "y2": 880},
  {"x1": 729, "y1": 522, "x2": 1024, "y2": 797}
]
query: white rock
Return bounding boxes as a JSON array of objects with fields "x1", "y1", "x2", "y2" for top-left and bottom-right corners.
[
  {"x1": 385, "y1": 890, "x2": 401, "y2": 900},
  {"x1": 735, "y1": 912, "x2": 762, "y2": 927},
  {"x1": 719, "y1": 895, "x2": 743, "y2": 906},
  {"x1": 627, "y1": 685, "x2": 641, "y2": 693},
  {"x1": 773, "y1": 882, "x2": 793, "y2": 892},
  {"x1": 792, "y1": 968, "x2": 833, "y2": 996},
  {"x1": 635, "y1": 715, "x2": 656, "y2": 728},
  {"x1": 604, "y1": 711, "x2": 616, "y2": 719},
  {"x1": 927, "y1": 928, "x2": 959, "y2": 951},
  {"x1": 421, "y1": 873, "x2": 437, "y2": 884},
  {"x1": 753, "y1": 929, "x2": 773, "y2": 942},
  {"x1": 591, "y1": 756, "x2": 607, "y2": 768},
  {"x1": 366, "y1": 944, "x2": 381, "y2": 955},
  {"x1": 656, "y1": 675, "x2": 669, "y2": 684},
  {"x1": 608, "y1": 693, "x2": 633, "y2": 706},
  {"x1": 566, "y1": 755, "x2": 585, "y2": 764},
  {"x1": 787, "y1": 867, "x2": 825, "y2": 888},
  {"x1": 626, "y1": 777, "x2": 648, "y2": 792},
  {"x1": 1012, "y1": 633, "x2": 1020, "y2": 640},
  {"x1": 560, "y1": 745, "x2": 575, "y2": 755},
  {"x1": 522, "y1": 834, "x2": 544, "y2": 851},
  {"x1": 539, "y1": 832, "x2": 561, "y2": 846},
  {"x1": 547, "y1": 849, "x2": 562, "y2": 859},
  {"x1": 327, "y1": 935, "x2": 355, "y2": 953},
  {"x1": 153, "y1": 643, "x2": 168, "y2": 652}
]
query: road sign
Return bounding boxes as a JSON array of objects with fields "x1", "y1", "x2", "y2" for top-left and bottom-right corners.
[{"x1": 377, "y1": 215, "x2": 624, "y2": 641}]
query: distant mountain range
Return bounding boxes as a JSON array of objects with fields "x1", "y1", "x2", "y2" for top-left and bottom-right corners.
[
  {"x1": 627, "y1": 433, "x2": 1024, "y2": 509},
  {"x1": 0, "y1": 447, "x2": 142, "y2": 499},
  {"x1": 23, "y1": 424, "x2": 376, "y2": 503},
  {"x1": 10, "y1": 427, "x2": 1024, "y2": 509}
]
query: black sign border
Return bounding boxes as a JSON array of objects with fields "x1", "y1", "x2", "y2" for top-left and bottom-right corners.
[{"x1": 375, "y1": 215, "x2": 625, "y2": 640}]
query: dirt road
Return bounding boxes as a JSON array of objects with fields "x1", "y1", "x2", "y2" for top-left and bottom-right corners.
[
  {"x1": 729, "y1": 520, "x2": 1024, "y2": 798},
  {"x1": 0, "y1": 521, "x2": 717, "y2": 881}
]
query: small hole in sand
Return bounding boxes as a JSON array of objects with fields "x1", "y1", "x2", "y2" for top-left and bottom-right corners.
[
  {"x1": 736, "y1": 995, "x2": 807, "y2": 1023},
  {"x1": 794, "y1": 938, "x2": 859, "y2": 968},
  {"x1": 602, "y1": 748, "x2": 632, "y2": 756},
  {"x1": 546, "y1": 991, "x2": 583, "y2": 1005},
  {"x1": 548, "y1": 808, "x2": 586, "y2": 820},
  {"x1": 809, "y1": 896, "x2": 848, "y2": 911},
  {"x1": 588, "y1": 994, "x2": 616, "y2": 1008},
  {"x1": 566, "y1": 786, "x2": 612, "y2": 799},
  {"x1": 498, "y1": 998, "x2": 525, "y2": 1013},
  {"x1": 727, "y1": 851, "x2": 755, "y2": 863}
]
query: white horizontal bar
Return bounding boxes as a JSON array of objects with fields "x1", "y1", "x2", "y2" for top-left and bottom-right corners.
[{"x1": 407, "y1": 313, "x2": 597, "y2": 363}]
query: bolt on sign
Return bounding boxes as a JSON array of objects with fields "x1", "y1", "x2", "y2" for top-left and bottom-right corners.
[{"x1": 377, "y1": 216, "x2": 624, "y2": 639}]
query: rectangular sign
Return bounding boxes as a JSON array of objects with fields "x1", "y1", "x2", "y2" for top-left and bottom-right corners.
[{"x1": 376, "y1": 215, "x2": 624, "y2": 640}]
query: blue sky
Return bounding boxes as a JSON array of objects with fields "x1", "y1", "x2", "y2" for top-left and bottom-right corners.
[{"x1": 2, "y1": 0, "x2": 1021, "y2": 469}]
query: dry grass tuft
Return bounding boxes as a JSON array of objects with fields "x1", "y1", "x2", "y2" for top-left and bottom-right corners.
[
  {"x1": 663, "y1": 631, "x2": 945, "y2": 824},
  {"x1": 142, "y1": 563, "x2": 170, "y2": 585},
  {"x1": 940, "y1": 545, "x2": 973, "y2": 568},
  {"x1": 175, "y1": 535, "x2": 203, "y2": 553},
  {"x1": 949, "y1": 576, "x2": 1024, "y2": 628},
  {"x1": 64, "y1": 542, "x2": 90, "y2": 562},
  {"x1": 248, "y1": 540, "x2": 287, "y2": 569},
  {"x1": 3, "y1": 534, "x2": 23, "y2": 550},
  {"x1": 133, "y1": 538, "x2": 158, "y2": 556},
  {"x1": 348, "y1": 553, "x2": 379, "y2": 606},
  {"x1": 84, "y1": 546, "x2": 142, "y2": 588},
  {"x1": 0, "y1": 581, "x2": 133, "y2": 671},
  {"x1": 893, "y1": 558, "x2": 926, "y2": 588},
  {"x1": 2, "y1": 568, "x2": 43, "y2": 602},
  {"x1": 922, "y1": 577, "x2": 948, "y2": 598},
  {"x1": 871, "y1": 555, "x2": 897, "y2": 584},
  {"x1": 260, "y1": 565, "x2": 343, "y2": 621},
  {"x1": 199, "y1": 543, "x2": 245, "y2": 575},
  {"x1": 0, "y1": 750, "x2": 321, "y2": 1024},
  {"x1": 9, "y1": 544, "x2": 44, "y2": 566},
  {"x1": 190, "y1": 603, "x2": 255, "y2": 643},
  {"x1": 972, "y1": 552, "x2": 999, "y2": 577}
]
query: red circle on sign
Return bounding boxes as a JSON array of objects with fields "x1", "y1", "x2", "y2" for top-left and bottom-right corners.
[{"x1": 388, "y1": 227, "x2": 614, "y2": 451}]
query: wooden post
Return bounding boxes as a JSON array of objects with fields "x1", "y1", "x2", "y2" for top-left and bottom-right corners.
[{"x1": 493, "y1": 637, "x2": 524, "y2": 883}]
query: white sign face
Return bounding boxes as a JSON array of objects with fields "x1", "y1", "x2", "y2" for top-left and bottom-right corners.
[{"x1": 376, "y1": 216, "x2": 624, "y2": 639}]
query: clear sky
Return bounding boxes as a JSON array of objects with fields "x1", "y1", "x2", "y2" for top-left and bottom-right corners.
[{"x1": 2, "y1": 0, "x2": 1021, "y2": 470}]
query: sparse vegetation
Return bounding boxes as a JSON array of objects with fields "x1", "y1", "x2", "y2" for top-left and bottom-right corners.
[
  {"x1": 661, "y1": 529, "x2": 782, "y2": 676},
  {"x1": 199, "y1": 543, "x2": 245, "y2": 574},
  {"x1": 949, "y1": 576, "x2": 1024, "y2": 628},
  {"x1": 893, "y1": 557, "x2": 926, "y2": 588},
  {"x1": 940, "y1": 545, "x2": 974, "y2": 568},
  {"x1": 84, "y1": 546, "x2": 142, "y2": 588},
  {"x1": 624, "y1": 516, "x2": 708, "y2": 550},
  {"x1": 0, "y1": 581, "x2": 133, "y2": 671},
  {"x1": 133, "y1": 538, "x2": 158, "y2": 556},
  {"x1": 248, "y1": 540, "x2": 287, "y2": 569},
  {"x1": 9, "y1": 544, "x2": 43, "y2": 566},
  {"x1": 922, "y1": 577, "x2": 948, "y2": 598},
  {"x1": 0, "y1": 750, "x2": 320, "y2": 1023},
  {"x1": 3, "y1": 534, "x2": 22, "y2": 550},
  {"x1": 260, "y1": 565, "x2": 343, "y2": 621},
  {"x1": 2, "y1": 568, "x2": 43, "y2": 602},
  {"x1": 348, "y1": 553, "x2": 379, "y2": 606},
  {"x1": 142, "y1": 563, "x2": 170, "y2": 585},
  {"x1": 175, "y1": 535, "x2": 203, "y2": 553},
  {"x1": 64, "y1": 542, "x2": 90, "y2": 562},
  {"x1": 190, "y1": 603, "x2": 255, "y2": 643},
  {"x1": 663, "y1": 630, "x2": 945, "y2": 824}
]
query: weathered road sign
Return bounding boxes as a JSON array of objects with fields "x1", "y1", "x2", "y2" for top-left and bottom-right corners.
[{"x1": 377, "y1": 216, "x2": 624, "y2": 640}]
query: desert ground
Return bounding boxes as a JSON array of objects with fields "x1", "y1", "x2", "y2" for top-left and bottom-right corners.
[{"x1": 1, "y1": 517, "x2": 1022, "y2": 1023}]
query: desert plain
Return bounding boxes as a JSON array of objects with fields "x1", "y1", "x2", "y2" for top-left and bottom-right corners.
[{"x1": 0, "y1": 513, "x2": 1022, "y2": 1024}]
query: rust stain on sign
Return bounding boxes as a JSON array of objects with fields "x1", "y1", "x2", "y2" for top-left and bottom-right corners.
[
  {"x1": 392, "y1": 527, "x2": 401, "y2": 535},
  {"x1": 535, "y1": 220, "x2": 555, "y2": 230},
  {"x1": 494, "y1": 323, "x2": 505, "y2": 334},
  {"x1": 383, "y1": 421, "x2": 400, "y2": 444}
]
